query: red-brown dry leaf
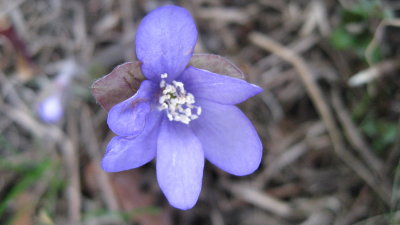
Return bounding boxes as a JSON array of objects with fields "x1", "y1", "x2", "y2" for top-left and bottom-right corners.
[
  {"x1": 110, "y1": 170, "x2": 171, "y2": 225},
  {"x1": 0, "y1": 18, "x2": 37, "y2": 81},
  {"x1": 91, "y1": 61, "x2": 145, "y2": 111},
  {"x1": 84, "y1": 162, "x2": 171, "y2": 225}
]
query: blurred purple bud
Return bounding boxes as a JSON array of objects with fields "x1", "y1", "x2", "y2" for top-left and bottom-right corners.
[
  {"x1": 37, "y1": 94, "x2": 63, "y2": 124},
  {"x1": 36, "y1": 59, "x2": 77, "y2": 124}
]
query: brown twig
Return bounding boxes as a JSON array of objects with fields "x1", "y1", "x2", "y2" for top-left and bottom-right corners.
[
  {"x1": 249, "y1": 32, "x2": 390, "y2": 204},
  {"x1": 365, "y1": 19, "x2": 400, "y2": 65},
  {"x1": 81, "y1": 106, "x2": 120, "y2": 212},
  {"x1": 229, "y1": 183, "x2": 300, "y2": 219},
  {"x1": 348, "y1": 58, "x2": 400, "y2": 86},
  {"x1": 331, "y1": 90, "x2": 387, "y2": 180}
]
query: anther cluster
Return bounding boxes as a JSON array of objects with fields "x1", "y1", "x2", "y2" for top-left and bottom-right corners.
[{"x1": 158, "y1": 73, "x2": 202, "y2": 124}]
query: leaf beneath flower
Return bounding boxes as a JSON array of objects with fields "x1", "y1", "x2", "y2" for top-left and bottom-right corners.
[
  {"x1": 91, "y1": 61, "x2": 145, "y2": 111},
  {"x1": 92, "y1": 55, "x2": 245, "y2": 111},
  {"x1": 190, "y1": 53, "x2": 245, "y2": 79}
]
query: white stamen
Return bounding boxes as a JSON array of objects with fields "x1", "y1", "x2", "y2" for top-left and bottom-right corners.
[
  {"x1": 185, "y1": 109, "x2": 191, "y2": 117},
  {"x1": 158, "y1": 73, "x2": 202, "y2": 124},
  {"x1": 160, "y1": 80, "x2": 166, "y2": 88}
]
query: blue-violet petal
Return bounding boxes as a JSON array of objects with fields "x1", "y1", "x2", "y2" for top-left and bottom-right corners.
[
  {"x1": 180, "y1": 66, "x2": 263, "y2": 105},
  {"x1": 102, "y1": 110, "x2": 162, "y2": 172},
  {"x1": 156, "y1": 118, "x2": 204, "y2": 210},
  {"x1": 136, "y1": 6, "x2": 197, "y2": 82},
  {"x1": 191, "y1": 100, "x2": 262, "y2": 176},
  {"x1": 107, "y1": 80, "x2": 156, "y2": 137}
]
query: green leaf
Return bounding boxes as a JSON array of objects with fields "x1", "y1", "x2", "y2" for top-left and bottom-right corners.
[{"x1": 330, "y1": 27, "x2": 355, "y2": 49}]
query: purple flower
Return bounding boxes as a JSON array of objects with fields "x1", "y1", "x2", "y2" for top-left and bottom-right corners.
[
  {"x1": 37, "y1": 94, "x2": 63, "y2": 124},
  {"x1": 102, "y1": 5, "x2": 263, "y2": 210},
  {"x1": 37, "y1": 59, "x2": 77, "y2": 124}
]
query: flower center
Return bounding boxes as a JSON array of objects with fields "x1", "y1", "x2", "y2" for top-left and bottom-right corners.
[{"x1": 158, "y1": 73, "x2": 202, "y2": 124}]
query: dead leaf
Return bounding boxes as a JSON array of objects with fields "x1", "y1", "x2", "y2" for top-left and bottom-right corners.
[
  {"x1": 110, "y1": 170, "x2": 171, "y2": 225},
  {"x1": 91, "y1": 61, "x2": 145, "y2": 111}
]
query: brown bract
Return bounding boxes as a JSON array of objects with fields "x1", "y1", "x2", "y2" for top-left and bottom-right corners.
[
  {"x1": 91, "y1": 61, "x2": 145, "y2": 111},
  {"x1": 91, "y1": 54, "x2": 245, "y2": 111}
]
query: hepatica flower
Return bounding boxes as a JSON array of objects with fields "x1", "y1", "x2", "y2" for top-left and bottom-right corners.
[
  {"x1": 37, "y1": 60, "x2": 77, "y2": 124},
  {"x1": 37, "y1": 94, "x2": 63, "y2": 123},
  {"x1": 92, "y1": 5, "x2": 263, "y2": 210}
]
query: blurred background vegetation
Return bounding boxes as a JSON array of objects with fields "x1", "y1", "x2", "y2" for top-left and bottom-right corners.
[{"x1": 0, "y1": 0, "x2": 400, "y2": 224}]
